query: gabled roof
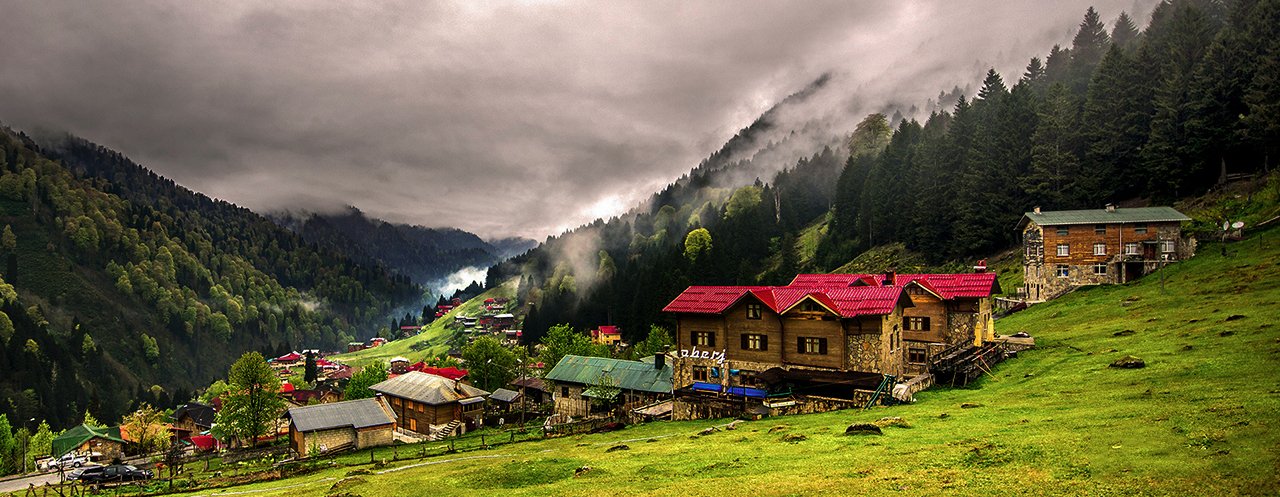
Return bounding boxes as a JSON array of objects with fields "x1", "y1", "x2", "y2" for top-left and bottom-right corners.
[
  {"x1": 51, "y1": 424, "x2": 127, "y2": 458},
  {"x1": 789, "y1": 273, "x2": 1001, "y2": 300},
  {"x1": 662, "y1": 285, "x2": 911, "y2": 318},
  {"x1": 544, "y1": 355, "x2": 673, "y2": 394},
  {"x1": 370, "y1": 371, "x2": 489, "y2": 405},
  {"x1": 1016, "y1": 206, "x2": 1190, "y2": 230},
  {"x1": 489, "y1": 388, "x2": 521, "y2": 403},
  {"x1": 285, "y1": 397, "x2": 396, "y2": 432},
  {"x1": 172, "y1": 403, "x2": 215, "y2": 429}
]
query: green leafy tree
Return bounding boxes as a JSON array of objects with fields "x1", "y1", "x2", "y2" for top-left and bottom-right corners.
[
  {"x1": 82, "y1": 410, "x2": 104, "y2": 428},
  {"x1": 632, "y1": 325, "x2": 673, "y2": 359},
  {"x1": 121, "y1": 404, "x2": 170, "y2": 454},
  {"x1": 1, "y1": 225, "x2": 14, "y2": 252},
  {"x1": 461, "y1": 336, "x2": 517, "y2": 391},
  {"x1": 81, "y1": 334, "x2": 96, "y2": 355},
  {"x1": 26, "y1": 422, "x2": 52, "y2": 472},
  {"x1": 344, "y1": 362, "x2": 388, "y2": 400},
  {"x1": 216, "y1": 352, "x2": 284, "y2": 447},
  {"x1": 538, "y1": 324, "x2": 607, "y2": 371},
  {"x1": 140, "y1": 333, "x2": 160, "y2": 361},
  {"x1": 683, "y1": 228, "x2": 712, "y2": 262},
  {"x1": 0, "y1": 312, "x2": 11, "y2": 346},
  {"x1": 0, "y1": 415, "x2": 13, "y2": 475}
]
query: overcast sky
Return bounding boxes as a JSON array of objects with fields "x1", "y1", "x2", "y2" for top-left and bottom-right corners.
[{"x1": 0, "y1": 0, "x2": 1154, "y2": 239}]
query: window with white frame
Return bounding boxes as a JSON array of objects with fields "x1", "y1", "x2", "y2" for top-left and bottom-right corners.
[
  {"x1": 1056, "y1": 264, "x2": 1069, "y2": 278},
  {"x1": 1093, "y1": 243, "x2": 1106, "y2": 256},
  {"x1": 1056, "y1": 226, "x2": 1070, "y2": 236},
  {"x1": 1134, "y1": 223, "x2": 1148, "y2": 234},
  {"x1": 1095, "y1": 224, "x2": 1107, "y2": 234},
  {"x1": 1093, "y1": 263, "x2": 1107, "y2": 275},
  {"x1": 1124, "y1": 242, "x2": 1139, "y2": 255},
  {"x1": 1057, "y1": 244, "x2": 1070, "y2": 257},
  {"x1": 1161, "y1": 240, "x2": 1175, "y2": 253}
]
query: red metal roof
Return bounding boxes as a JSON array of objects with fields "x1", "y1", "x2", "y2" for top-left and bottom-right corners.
[
  {"x1": 788, "y1": 273, "x2": 1000, "y2": 300},
  {"x1": 663, "y1": 285, "x2": 909, "y2": 318}
]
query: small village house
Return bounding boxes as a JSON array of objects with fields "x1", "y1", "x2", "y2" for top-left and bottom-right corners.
[
  {"x1": 171, "y1": 403, "x2": 215, "y2": 442},
  {"x1": 370, "y1": 371, "x2": 489, "y2": 437},
  {"x1": 509, "y1": 377, "x2": 550, "y2": 405},
  {"x1": 544, "y1": 355, "x2": 673, "y2": 418},
  {"x1": 389, "y1": 356, "x2": 411, "y2": 375},
  {"x1": 284, "y1": 396, "x2": 396, "y2": 456},
  {"x1": 488, "y1": 388, "x2": 522, "y2": 413},
  {"x1": 1018, "y1": 205, "x2": 1192, "y2": 302},
  {"x1": 51, "y1": 424, "x2": 128, "y2": 463},
  {"x1": 589, "y1": 325, "x2": 623, "y2": 346}
]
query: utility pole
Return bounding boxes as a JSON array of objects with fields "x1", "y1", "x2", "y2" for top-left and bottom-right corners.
[{"x1": 21, "y1": 417, "x2": 33, "y2": 474}]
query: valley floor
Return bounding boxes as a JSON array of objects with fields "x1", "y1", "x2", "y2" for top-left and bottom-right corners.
[{"x1": 165, "y1": 229, "x2": 1280, "y2": 496}]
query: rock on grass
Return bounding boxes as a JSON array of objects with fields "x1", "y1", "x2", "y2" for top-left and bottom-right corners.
[
  {"x1": 1109, "y1": 355, "x2": 1146, "y2": 368},
  {"x1": 845, "y1": 423, "x2": 883, "y2": 435}
]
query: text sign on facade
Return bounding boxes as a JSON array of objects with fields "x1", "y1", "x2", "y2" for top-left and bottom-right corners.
[{"x1": 679, "y1": 346, "x2": 726, "y2": 365}]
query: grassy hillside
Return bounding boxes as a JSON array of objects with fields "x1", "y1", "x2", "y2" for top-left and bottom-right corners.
[
  {"x1": 334, "y1": 279, "x2": 519, "y2": 369},
  {"x1": 153, "y1": 227, "x2": 1280, "y2": 496}
]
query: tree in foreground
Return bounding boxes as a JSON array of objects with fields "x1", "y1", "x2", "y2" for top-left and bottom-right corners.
[
  {"x1": 216, "y1": 352, "x2": 284, "y2": 448},
  {"x1": 345, "y1": 362, "x2": 388, "y2": 400},
  {"x1": 462, "y1": 336, "x2": 517, "y2": 392},
  {"x1": 538, "y1": 324, "x2": 607, "y2": 370},
  {"x1": 633, "y1": 325, "x2": 674, "y2": 360},
  {"x1": 121, "y1": 403, "x2": 170, "y2": 454}
]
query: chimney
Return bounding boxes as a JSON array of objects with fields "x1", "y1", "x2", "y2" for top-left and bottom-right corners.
[
  {"x1": 1105, "y1": 203, "x2": 1116, "y2": 213},
  {"x1": 1033, "y1": 206, "x2": 1041, "y2": 215},
  {"x1": 654, "y1": 352, "x2": 665, "y2": 370},
  {"x1": 882, "y1": 271, "x2": 896, "y2": 286}
]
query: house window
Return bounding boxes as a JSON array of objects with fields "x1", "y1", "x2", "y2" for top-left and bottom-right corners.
[
  {"x1": 1124, "y1": 243, "x2": 1139, "y2": 255},
  {"x1": 1134, "y1": 223, "x2": 1148, "y2": 234},
  {"x1": 1095, "y1": 224, "x2": 1107, "y2": 234},
  {"x1": 740, "y1": 333, "x2": 767, "y2": 351},
  {"x1": 692, "y1": 366, "x2": 709, "y2": 382},
  {"x1": 1056, "y1": 226, "x2": 1069, "y2": 236},
  {"x1": 1093, "y1": 263, "x2": 1108, "y2": 275},
  {"x1": 746, "y1": 303, "x2": 762, "y2": 320},
  {"x1": 1161, "y1": 240, "x2": 1175, "y2": 253},
  {"x1": 798, "y1": 337, "x2": 827, "y2": 355},
  {"x1": 417, "y1": 402, "x2": 424, "y2": 413},
  {"x1": 560, "y1": 386, "x2": 569, "y2": 398},
  {"x1": 908, "y1": 348, "x2": 927, "y2": 364},
  {"x1": 1093, "y1": 243, "x2": 1106, "y2": 256},
  {"x1": 1056, "y1": 244, "x2": 1069, "y2": 257},
  {"x1": 692, "y1": 331, "x2": 716, "y2": 347},
  {"x1": 1056, "y1": 264, "x2": 1069, "y2": 278},
  {"x1": 799, "y1": 301, "x2": 823, "y2": 312},
  {"x1": 736, "y1": 370, "x2": 758, "y2": 387},
  {"x1": 903, "y1": 316, "x2": 930, "y2": 331}
]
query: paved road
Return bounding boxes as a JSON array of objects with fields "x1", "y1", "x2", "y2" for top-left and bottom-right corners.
[{"x1": 0, "y1": 470, "x2": 69, "y2": 493}]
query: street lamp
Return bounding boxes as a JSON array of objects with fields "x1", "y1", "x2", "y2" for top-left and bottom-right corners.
[{"x1": 21, "y1": 417, "x2": 34, "y2": 474}]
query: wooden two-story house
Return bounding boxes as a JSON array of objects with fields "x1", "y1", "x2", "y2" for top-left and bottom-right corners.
[
  {"x1": 789, "y1": 272, "x2": 1001, "y2": 375},
  {"x1": 1017, "y1": 205, "x2": 1192, "y2": 302}
]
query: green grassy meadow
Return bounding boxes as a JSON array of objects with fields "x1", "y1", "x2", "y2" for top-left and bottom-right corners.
[
  {"x1": 150, "y1": 228, "x2": 1280, "y2": 496},
  {"x1": 333, "y1": 279, "x2": 518, "y2": 369}
]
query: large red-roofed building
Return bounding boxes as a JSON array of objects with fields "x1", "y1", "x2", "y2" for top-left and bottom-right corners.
[{"x1": 663, "y1": 271, "x2": 1001, "y2": 411}]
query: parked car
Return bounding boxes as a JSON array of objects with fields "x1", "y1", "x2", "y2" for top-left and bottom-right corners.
[
  {"x1": 65, "y1": 463, "x2": 102, "y2": 481},
  {"x1": 43, "y1": 453, "x2": 90, "y2": 470},
  {"x1": 75, "y1": 464, "x2": 153, "y2": 484}
]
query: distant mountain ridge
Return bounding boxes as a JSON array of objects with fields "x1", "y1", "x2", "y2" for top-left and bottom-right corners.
[{"x1": 271, "y1": 207, "x2": 536, "y2": 290}]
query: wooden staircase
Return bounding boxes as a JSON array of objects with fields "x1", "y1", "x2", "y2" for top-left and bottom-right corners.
[{"x1": 430, "y1": 420, "x2": 461, "y2": 441}]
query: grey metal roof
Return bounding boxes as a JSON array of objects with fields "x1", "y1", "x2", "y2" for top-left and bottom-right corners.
[
  {"x1": 370, "y1": 371, "x2": 490, "y2": 405},
  {"x1": 1017, "y1": 206, "x2": 1190, "y2": 230},
  {"x1": 489, "y1": 388, "x2": 521, "y2": 403},
  {"x1": 286, "y1": 398, "x2": 395, "y2": 433},
  {"x1": 544, "y1": 355, "x2": 673, "y2": 394}
]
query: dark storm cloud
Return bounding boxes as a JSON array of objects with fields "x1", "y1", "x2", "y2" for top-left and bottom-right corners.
[{"x1": 0, "y1": 0, "x2": 1154, "y2": 238}]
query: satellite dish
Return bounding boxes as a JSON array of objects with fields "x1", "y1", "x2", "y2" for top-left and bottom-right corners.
[{"x1": 1232, "y1": 221, "x2": 1245, "y2": 229}]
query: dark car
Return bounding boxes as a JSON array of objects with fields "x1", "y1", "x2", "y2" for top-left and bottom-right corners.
[{"x1": 76, "y1": 464, "x2": 153, "y2": 484}]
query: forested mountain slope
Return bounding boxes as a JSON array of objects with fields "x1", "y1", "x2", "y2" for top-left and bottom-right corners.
[
  {"x1": 0, "y1": 130, "x2": 420, "y2": 428},
  {"x1": 492, "y1": 0, "x2": 1280, "y2": 345},
  {"x1": 271, "y1": 207, "x2": 531, "y2": 290}
]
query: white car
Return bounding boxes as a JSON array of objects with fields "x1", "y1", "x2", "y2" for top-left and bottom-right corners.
[{"x1": 43, "y1": 453, "x2": 90, "y2": 470}]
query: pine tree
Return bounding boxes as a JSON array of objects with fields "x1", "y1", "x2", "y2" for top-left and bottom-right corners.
[
  {"x1": 1025, "y1": 84, "x2": 1084, "y2": 208},
  {"x1": 1112, "y1": 11, "x2": 1141, "y2": 49},
  {"x1": 1084, "y1": 44, "x2": 1155, "y2": 200},
  {"x1": 1069, "y1": 7, "x2": 1112, "y2": 95}
]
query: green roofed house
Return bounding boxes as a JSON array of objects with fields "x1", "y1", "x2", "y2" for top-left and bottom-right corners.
[
  {"x1": 544, "y1": 355, "x2": 673, "y2": 418},
  {"x1": 1017, "y1": 204, "x2": 1193, "y2": 302},
  {"x1": 51, "y1": 424, "x2": 128, "y2": 463}
]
